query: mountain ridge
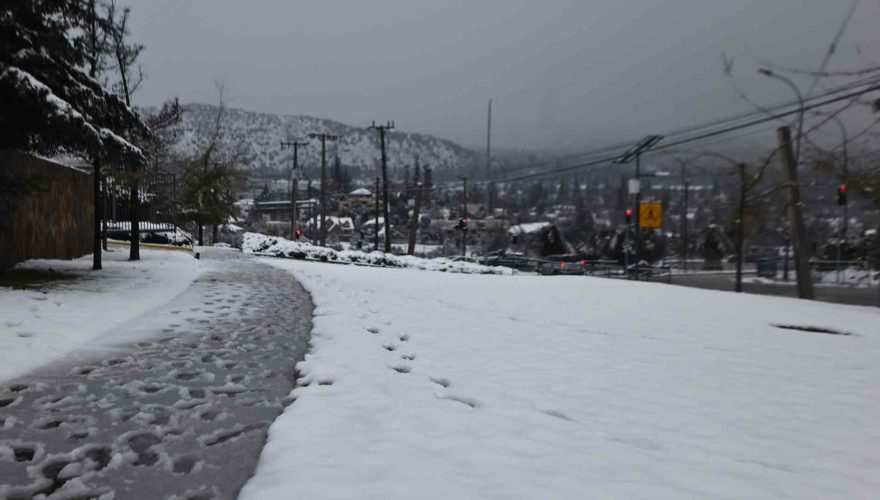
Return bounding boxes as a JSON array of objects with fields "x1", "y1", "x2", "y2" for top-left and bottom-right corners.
[{"x1": 157, "y1": 102, "x2": 481, "y2": 175}]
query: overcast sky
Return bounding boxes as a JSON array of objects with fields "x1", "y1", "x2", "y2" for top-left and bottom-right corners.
[{"x1": 123, "y1": 0, "x2": 880, "y2": 151}]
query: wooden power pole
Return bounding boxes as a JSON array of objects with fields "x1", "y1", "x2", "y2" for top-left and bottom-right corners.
[
  {"x1": 374, "y1": 177, "x2": 381, "y2": 251},
  {"x1": 460, "y1": 176, "x2": 468, "y2": 256},
  {"x1": 735, "y1": 163, "x2": 746, "y2": 293},
  {"x1": 307, "y1": 132, "x2": 337, "y2": 246},
  {"x1": 369, "y1": 121, "x2": 395, "y2": 253},
  {"x1": 281, "y1": 139, "x2": 308, "y2": 238},
  {"x1": 777, "y1": 126, "x2": 815, "y2": 300},
  {"x1": 407, "y1": 183, "x2": 424, "y2": 255}
]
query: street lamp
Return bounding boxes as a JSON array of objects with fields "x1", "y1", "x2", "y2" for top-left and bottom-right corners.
[{"x1": 758, "y1": 68, "x2": 805, "y2": 167}]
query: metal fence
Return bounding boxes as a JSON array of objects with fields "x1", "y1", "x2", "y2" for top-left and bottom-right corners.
[{"x1": 102, "y1": 168, "x2": 186, "y2": 244}]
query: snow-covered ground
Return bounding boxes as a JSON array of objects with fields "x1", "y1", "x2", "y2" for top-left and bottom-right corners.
[
  {"x1": 242, "y1": 232, "x2": 512, "y2": 275},
  {"x1": 242, "y1": 259, "x2": 880, "y2": 499},
  {"x1": 0, "y1": 248, "x2": 205, "y2": 383}
]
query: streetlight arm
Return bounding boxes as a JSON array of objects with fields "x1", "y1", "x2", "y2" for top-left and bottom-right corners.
[{"x1": 758, "y1": 68, "x2": 805, "y2": 166}]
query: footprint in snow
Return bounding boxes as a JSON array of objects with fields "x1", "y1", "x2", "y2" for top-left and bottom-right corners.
[
  {"x1": 430, "y1": 377, "x2": 450, "y2": 388},
  {"x1": 542, "y1": 410, "x2": 575, "y2": 422},
  {"x1": 440, "y1": 394, "x2": 479, "y2": 409}
]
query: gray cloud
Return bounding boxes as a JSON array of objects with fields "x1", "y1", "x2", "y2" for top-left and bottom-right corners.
[{"x1": 123, "y1": 0, "x2": 880, "y2": 151}]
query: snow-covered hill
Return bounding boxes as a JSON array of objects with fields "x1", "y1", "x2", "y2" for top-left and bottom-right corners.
[{"x1": 159, "y1": 103, "x2": 480, "y2": 174}]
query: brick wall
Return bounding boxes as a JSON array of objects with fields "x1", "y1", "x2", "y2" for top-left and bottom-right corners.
[{"x1": 0, "y1": 150, "x2": 93, "y2": 270}]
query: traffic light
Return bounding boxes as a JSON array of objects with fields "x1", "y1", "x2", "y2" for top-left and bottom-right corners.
[
  {"x1": 625, "y1": 209, "x2": 633, "y2": 224},
  {"x1": 837, "y1": 185, "x2": 847, "y2": 206},
  {"x1": 455, "y1": 217, "x2": 468, "y2": 230},
  {"x1": 294, "y1": 229, "x2": 303, "y2": 239}
]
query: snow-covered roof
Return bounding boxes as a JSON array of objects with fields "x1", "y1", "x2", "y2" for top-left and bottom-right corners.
[
  {"x1": 363, "y1": 217, "x2": 386, "y2": 227},
  {"x1": 508, "y1": 222, "x2": 550, "y2": 236},
  {"x1": 310, "y1": 216, "x2": 356, "y2": 231},
  {"x1": 349, "y1": 188, "x2": 372, "y2": 197}
]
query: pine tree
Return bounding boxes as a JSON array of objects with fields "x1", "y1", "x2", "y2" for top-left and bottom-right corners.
[
  {"x1": 1, "y1": 0, "x2": 152, "y2": 270},
  {"x1": 0, "y1": 0, "x2": 149, "y2": 160}
]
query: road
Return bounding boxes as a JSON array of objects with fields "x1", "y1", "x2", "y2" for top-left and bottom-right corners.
[
  {"x1": 667, "y1": 273, "x2": 879, "y2": 307},
  {"x1": 0, "y1": 250, "x2": 313, "y2": 499}
]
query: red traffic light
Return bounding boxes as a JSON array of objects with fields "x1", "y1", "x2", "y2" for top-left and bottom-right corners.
[
  {"x1": 625, "y1": 209, "x2": 633, "y2": 217},
  {"x1": 294, "y1": 229, "x2": 303, "y2": 238},
  {"x1": 838, "y1": 185, "x2": 847, "y2": 193}
]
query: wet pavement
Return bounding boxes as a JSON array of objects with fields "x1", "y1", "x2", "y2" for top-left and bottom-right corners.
[
  {"x1": 668, "y1": 273, "x2": 880, "y2": 307},
  {"x1": 0, "y1": 250, "x2": 313, "y2": 499}
]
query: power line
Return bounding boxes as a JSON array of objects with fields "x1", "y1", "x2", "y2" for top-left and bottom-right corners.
[
  {"x1": 477, "y1": 78, "x2": 880, "y2": 187},
  {"x1": 493, "y1": 74, "x2": 880, "y2": 179}
]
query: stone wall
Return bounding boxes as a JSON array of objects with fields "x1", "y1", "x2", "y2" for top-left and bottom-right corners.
[{"x1": 0, "y1": 150, "x2": 93, "y2": 270}]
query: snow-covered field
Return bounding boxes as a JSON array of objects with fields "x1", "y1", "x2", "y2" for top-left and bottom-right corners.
[
  {"x1": 243, "y1": 259, "x2": 880, "y2": 499},
  {"x1": 0, "y1": 248, "x2": 205, "y2": 383}
]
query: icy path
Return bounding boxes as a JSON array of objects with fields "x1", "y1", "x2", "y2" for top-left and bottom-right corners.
[
  {"x1": 243, "y1": 259, "x2": 880, "y2": 500},
  {"x1": 0, "y1": 250, "x2": 312, "y2": 499}
]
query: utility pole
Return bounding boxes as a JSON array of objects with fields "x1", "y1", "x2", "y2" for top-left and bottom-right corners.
[
  {"x1": 307, "y1": 132, "x2": 337, "y2": 247},
  {"x1": 777, "y1": 126, "x2": 815, "y2": 300},
  {"x1": 460, "y1": 176, "x2": 468, "y2": 257},
  {"x1": 407, "y1": 182, "x2": 424, "y2": 255},
  {"x1": 613, "y1": 135, "x2": 663, "y2": 278},
  {"x1": 281, "y1": 139, "x2": 308, "y2": 239},
  {"x1": 634, "y1": 153, "x2": 642, "y2": 275},
  {"x1": 680, "y1": 164, "x2": 689, "y2": 273},
  {"x1": 374, "y1": 177, "x2": 381, "y2": 251},
  {"x1": 486, "y1": 98, "x2": 496, "y2": 213},
  {"x1": 486, "y1": 99, "x2": 492, "y2": 173},
  {"x1": 369, "y1": 121, "x2": 395, "y2": 253},
  {"x1": 735, "y1": 163, "x2": 746, "y2": 293}
]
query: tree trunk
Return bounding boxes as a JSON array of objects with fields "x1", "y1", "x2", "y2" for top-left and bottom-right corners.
[
  {"x1": 92, "y1": 156, "x2": 102, "y2": 270},
  {"x1": 129, "y1": 176, "x2": 140, "y2": 261},
  {"x1": 212, "y1": 223, "x2": 219, "y2": 245},
  {"x1": 198, "y1": 224, "x2": 204, "y2": 246}
]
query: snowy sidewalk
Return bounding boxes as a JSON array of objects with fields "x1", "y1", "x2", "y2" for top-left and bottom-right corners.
[
  {"x1": 243, "y1": 259, "x2": 880, "y2": 499},
  {"x1": 0, "y1": 250, "x2": 313, "y2": 499},
  {"x1": 0, "y1": 248, "x2": 205, "y2": 383}
]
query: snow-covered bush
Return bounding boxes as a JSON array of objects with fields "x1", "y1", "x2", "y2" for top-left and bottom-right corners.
[{"x1": 241, "y1": 232, "x2": 513, "y2": 275}]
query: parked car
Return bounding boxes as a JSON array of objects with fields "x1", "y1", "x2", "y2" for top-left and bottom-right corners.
[{"x1": 541, "y1": 254, "x2": 588, "y2": 275}]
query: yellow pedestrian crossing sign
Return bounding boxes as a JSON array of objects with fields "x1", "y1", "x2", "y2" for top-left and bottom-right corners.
[{"x1": 639, "y1": 202, "x2": 662, "y2": 228}]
